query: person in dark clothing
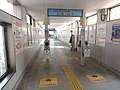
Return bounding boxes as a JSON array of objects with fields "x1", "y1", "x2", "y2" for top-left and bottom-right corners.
[
  {"x1": 69, "y1": 30, "x2": 74, "y2": 51},
  {"x1": 69, "y1": 34, "x2": 74, "y2": 43},
  {"x1": 69, "y1": 30, "x2": 73, "y2": 43},
  {"x1": 78, "y1": 40, "x2": 81, "y2": 47}
]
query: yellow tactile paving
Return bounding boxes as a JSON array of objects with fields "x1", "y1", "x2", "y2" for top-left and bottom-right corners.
[
  {"x1": 55, "y1": 48, "x2": 83, "y2": 90},
  {"x1": 73, "y1": 57, "x2": 80, "y2": 60},
  {"x1": 68, "y1": 57, "x2": 80, "y2": 60}
]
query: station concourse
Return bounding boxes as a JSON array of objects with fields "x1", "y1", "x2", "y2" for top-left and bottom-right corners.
[
  {"x1": 16, "y1": 38, "x2": 120, "y2": 90},
  {"x1": 0, "y1": 0, "x2": 120, "y2": 90}
]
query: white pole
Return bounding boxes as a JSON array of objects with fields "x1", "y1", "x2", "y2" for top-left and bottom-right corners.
[{"x1": 80, "y1": 10, "x2": 86, "y2": 66}]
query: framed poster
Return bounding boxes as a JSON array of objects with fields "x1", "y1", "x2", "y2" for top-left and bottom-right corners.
[
  {"x1": 96, "y1": 23, "x2": 106, "y2": 46},
  {"x1": 88, "y1": 24, "x2": 96, "y2": 44},
  {"x1": 111, "y1": 24, "x2": 120, "y2": 42},
  {"x1": 13, "y1": 20, "x2": 23, "y2": 55}
]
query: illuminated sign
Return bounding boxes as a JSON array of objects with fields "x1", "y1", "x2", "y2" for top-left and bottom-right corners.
[{"x1": 47, "y1": 9, "x2": 83, "y2": 17}]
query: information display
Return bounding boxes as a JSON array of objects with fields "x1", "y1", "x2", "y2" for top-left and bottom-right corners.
[{"x1": 47, "y1": 9, "x2": 83, "y2": 17}]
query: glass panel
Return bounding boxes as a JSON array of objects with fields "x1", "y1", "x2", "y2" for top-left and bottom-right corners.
[
  {"x1": 0, "y1": 26, "x2": 7, "y2": 77},
  {"x1": 110, "y1": 6, "x2": 120, "y2": 20},
  {"x1": 27, "y1": 15, "x2": 30, "y2": 24},
  {"x1": 87, "y1": 15, "x2": 97, "y2": 25}
]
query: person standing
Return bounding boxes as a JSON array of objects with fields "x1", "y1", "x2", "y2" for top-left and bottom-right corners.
[{"x1": 69, "y1": 30, "x2": 74, "y2": 51}]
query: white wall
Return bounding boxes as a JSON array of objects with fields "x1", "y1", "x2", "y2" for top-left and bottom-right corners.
[
  {"x1": 57, "y1": 23, "x2": 79, "y2": 47},
  {"x1": 57, "y1": 9, "x2": 120, "y2": 73},
  {"x1": 62, "y1": 30, "x2": 71, "y2": 46},
  {"x1": 105, "y1": 20, "x2": 120, "y2": 72},
  {"x1": 89, "y1": 10, "x2": 120, "y2": 72},
  {"x1": 0, "y1": 7, "x2": 44, "y2": 90},
  {"x1": 90, "y1": 44, "x2": 105, "y2": 63},
  {"x1": 57, "y1": 27, "x2": 71, "y2": 46},
  {"x1": 89, "y1": 11, "x2": 107, "y2": 63},
  {"x1": 0, "y1": 10, "x2": 12, "y2": 23}
]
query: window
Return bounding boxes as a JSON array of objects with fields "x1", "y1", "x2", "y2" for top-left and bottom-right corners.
[
  {"x1": 0, "y1": 26, "x2": 8, "y2": 79},
  {"x1": 0, "y1": 0, "x2": 14, "y2": 15},
  {"x1": 87, "y1": 15, "x2": 97, "y2": 25},
  {"x1": 26, "y1": 14, "x2": 32, "y2": 45},
  {"x1": 110, "y1": 6, "x2": 120, "y2": 20},
  {"x1": 26, "y1": 15, "x2": 30, "y2": 24}
]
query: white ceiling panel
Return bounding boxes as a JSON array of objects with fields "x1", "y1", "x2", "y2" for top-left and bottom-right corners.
[{"x1": 17, "y1": 0, "x2": 120, "y2": 28}]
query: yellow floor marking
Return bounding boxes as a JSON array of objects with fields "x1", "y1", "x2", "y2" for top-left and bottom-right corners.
[
  {"x1": 87, "y1": 74, "x2": 108, "y2": 82},
  {"x1": 68, "y1": 57, "x2": 79, "y2": 61},
  {"x1": 68, "y1": 57, "x2": 73, "y2": 60},
  {"x1": 65, "y1": 52, "x2": 80, "y2": 61},
  {"x1": 55, "y1": 48, "x2": 83, "y2": 90},
  {"x1": 74, "y1": 57, "x2": 79, "y2": 60},
  {"x1": 39, "y1": 78, "x2": 58, "y2": 88}
]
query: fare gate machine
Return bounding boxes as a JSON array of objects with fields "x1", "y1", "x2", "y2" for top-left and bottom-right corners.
[{"x1": 44, "y1": 39, "x2": 50, "y2": 68}]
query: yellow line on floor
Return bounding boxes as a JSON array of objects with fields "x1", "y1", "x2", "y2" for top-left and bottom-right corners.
[{"x1": 55, "y1": 48, "x2": 83, "y2": 90}]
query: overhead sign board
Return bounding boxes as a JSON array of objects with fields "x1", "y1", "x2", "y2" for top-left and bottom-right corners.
[{"x1": 47, "y1": 9, "x2": 83, "y2": 17}]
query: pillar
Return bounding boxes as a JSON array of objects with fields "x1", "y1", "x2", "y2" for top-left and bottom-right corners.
[{"x1": 80, "y1": 10, "x2": 86, "y2": 66}]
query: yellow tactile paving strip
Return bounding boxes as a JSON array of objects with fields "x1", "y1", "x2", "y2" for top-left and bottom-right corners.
[{"x1": 55, "y1": 48, "x2": 83, "y2": 90}]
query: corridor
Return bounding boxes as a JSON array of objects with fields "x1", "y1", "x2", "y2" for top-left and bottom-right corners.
[{"x1": 17, "y1": 38, "x2": 120, "y2": 90}]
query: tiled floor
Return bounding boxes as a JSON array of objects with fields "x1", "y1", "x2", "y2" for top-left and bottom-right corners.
[{"x1": 17, "y1": 38, "x2": 120, "y2": 90}]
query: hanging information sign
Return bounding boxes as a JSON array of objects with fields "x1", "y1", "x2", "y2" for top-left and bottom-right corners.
[{"x1": 48, "y1": 8, "x2": 83, "y2": 17}]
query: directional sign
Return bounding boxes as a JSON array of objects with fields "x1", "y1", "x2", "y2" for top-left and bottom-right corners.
[{"x1": 48, "y1": 8, "x2": 83, "y2": 17}]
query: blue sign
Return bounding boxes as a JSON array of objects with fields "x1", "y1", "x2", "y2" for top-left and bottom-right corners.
[
  {"x1": 47, "y1": 9, "x2": 83, "y2": 17},
  {"x1": 45, "y1": 29, "x2": 49, "y2": 32}
]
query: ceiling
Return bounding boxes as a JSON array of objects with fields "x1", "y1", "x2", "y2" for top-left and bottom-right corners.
[{"x1": 17, "y1": 0, "x2": 120, "y2": 28}]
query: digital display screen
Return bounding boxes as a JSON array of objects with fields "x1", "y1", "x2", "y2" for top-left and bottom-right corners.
[{"x1": 47, "y1": 9, "x2": 83, "y2": 17}]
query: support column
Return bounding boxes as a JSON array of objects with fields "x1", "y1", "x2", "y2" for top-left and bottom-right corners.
[
  {"x1": 80, "y1": 10, "x2": 86, "y2": 66},
  {"x1": 43, "y1": 9, "x2": 50, "y2": 40},
  {"x1": 43, "y1": 10, "x2": 50, "y2": 68},
  {"x1": 45, "y1": 24, "x2": 49, "y2": 40},
  {"x1": 76, "y1": 21, "x2": 80, "y2": 50}
]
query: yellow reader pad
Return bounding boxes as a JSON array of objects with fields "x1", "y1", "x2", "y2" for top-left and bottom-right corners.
[
  {"x1": 87, "y1": 74, "x2": 108, "y2": 82},
  {"x1": 39, "y1": 78, "x2": 58, "y2": 88}
]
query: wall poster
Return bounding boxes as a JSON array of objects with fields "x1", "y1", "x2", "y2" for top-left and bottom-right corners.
[
  {"x1": 96, "y1": 23, "x2": 106, "y2": 46},
  {"x1": 111, "y1": 24, "x2": 120, "y2": 42},
  {"x1": 13, "y1": 21, "x2": 23, "y2": 55},
  {"x1": 88, "y1": 24, "x2": 96, "y2": 44}
]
